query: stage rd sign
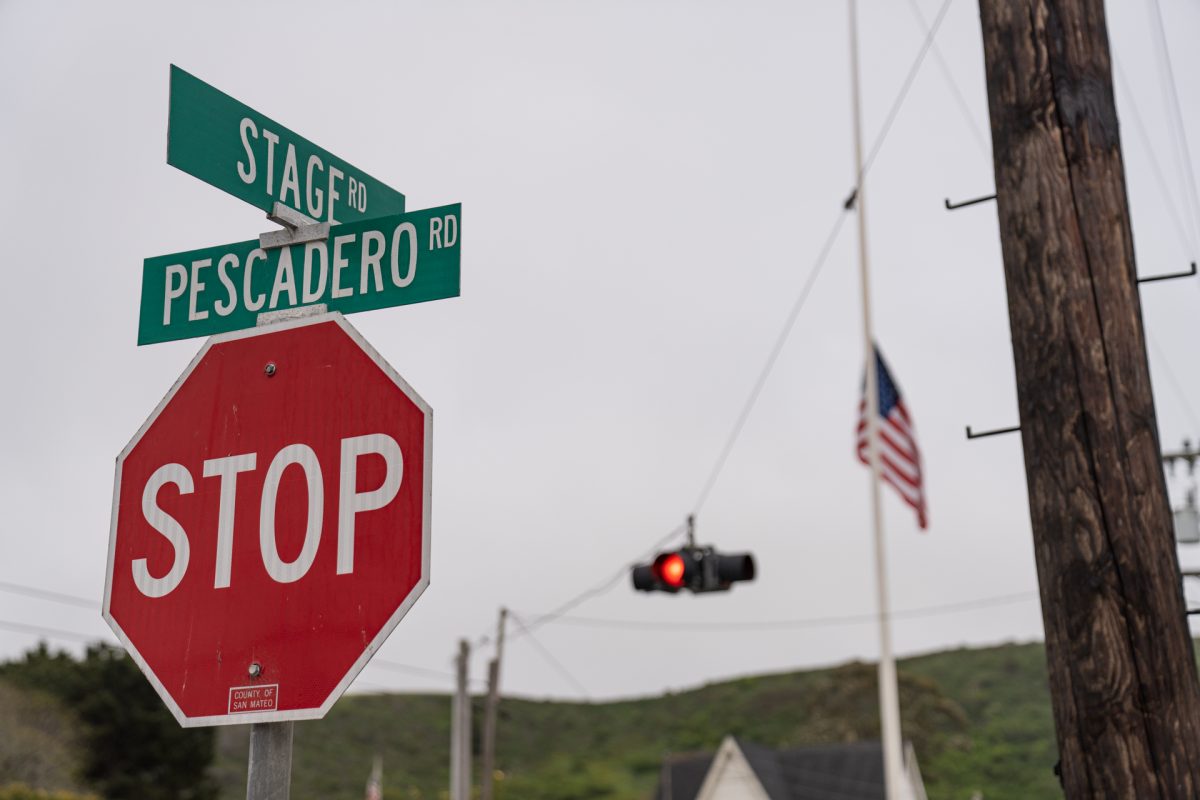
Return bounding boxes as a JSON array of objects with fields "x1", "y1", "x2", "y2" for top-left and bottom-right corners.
[
  {"x1": 167, "y1": 65, "x2": 405, "y2": 224},
  {"x1": 103, "y1": 313, "x2": 431, "y2": 726}
]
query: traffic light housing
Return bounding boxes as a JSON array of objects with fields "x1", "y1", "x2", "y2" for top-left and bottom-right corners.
[{"x1": 632, "y1": 545, "x2": 755, "y2": 594}]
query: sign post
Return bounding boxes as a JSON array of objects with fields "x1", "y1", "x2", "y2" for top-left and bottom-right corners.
[{"x1": 247, "y1": 719, "x2": 294, "y2": 800}]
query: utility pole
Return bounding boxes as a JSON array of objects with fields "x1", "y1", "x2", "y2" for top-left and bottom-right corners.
[
  {"x1": 450, "y1": 639, "x2": 471, "y2": 800},
  {"x1": 480, "y1": 607, "x2": 507, "y2": 800},
  {"x1": 978, "y1": 1, "x2": 1200, "y2": 795},
  {"x1": 1164, "y1": 441, "x2": 1200, "y2": 545}
]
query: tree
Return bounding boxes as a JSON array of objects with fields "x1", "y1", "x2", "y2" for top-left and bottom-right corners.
[
  {"x1": 0, "y1": 681, "x2": 86, "y2": 793},
  {"x1": 0, "y1": 643, "x2": 217, "y2": 800}
]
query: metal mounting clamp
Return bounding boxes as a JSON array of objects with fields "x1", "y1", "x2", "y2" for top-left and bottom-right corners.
[{"x1": 259, "y1": 202, "x2": 330, "y2": 249}]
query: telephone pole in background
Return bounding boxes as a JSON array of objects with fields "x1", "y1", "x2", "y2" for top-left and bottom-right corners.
[
  {"x1": 978, "y1": 0, "x2": 1200, "y2": 795},
  {"x1": 480, "y1": 607, "x2": 508, "y2": 800},
  {"x1": 450, "y1": 640, "x2": 471, "y2": 800}
]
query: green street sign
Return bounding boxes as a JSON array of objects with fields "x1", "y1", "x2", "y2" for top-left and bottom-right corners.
[
  {"x1": 139, "y1": 204, "x2": 460, "y2": 345},
  {"x1": 167, "y1": 65, "x2": 405, "y2": 224}
]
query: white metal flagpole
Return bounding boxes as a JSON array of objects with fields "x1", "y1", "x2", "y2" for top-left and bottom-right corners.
[{"x1": 847, "y1": 1, "x2": 907, "y2": 798}]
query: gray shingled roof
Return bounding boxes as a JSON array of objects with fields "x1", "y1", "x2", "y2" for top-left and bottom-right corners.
[
  {"x1": 655, "y1": 739, "x2": 887, "y2": 800},
  {"x1": 654, "y1": 750, "x2": 712, "y2": 800}
]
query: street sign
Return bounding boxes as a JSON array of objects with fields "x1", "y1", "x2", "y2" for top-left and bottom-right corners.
[
  {"x1": 103, "y1": 313, "x2": 431, "y2": 726},
  {"x1": 167, "y1": 65, "x2": 405, "y2": 224},
  {"x1": 138, "y1": 203, "x2": 460, "y2": 345}
]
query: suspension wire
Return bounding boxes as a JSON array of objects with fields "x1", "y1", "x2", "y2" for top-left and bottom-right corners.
[
  {"x1": 857, "y1": 0, "x2": 956, "y2": 182},
  {"x1": 1147, "y1": 0, "x2": 1200, "y2": 255},
  {"x1": 509, "y1": 612, "x2": 590, "y2": 699},
  {"x1": 692, "y1": 0, "x2": 955, "y2": 517},
  {"x1": 1114, "y1": 58, "x2": 1194, "y2": 258},
  {"x1": 509, "y1": 522, "x2": 690, "y2": 643},
  {"x1": 1110, "y1": 54, "x2": 1200, "y2": 437},
  {"x1": 903, "y1": 0, "x2": 988, "y2": 157},
  {"x1": 691, "y1": 211, "x2": 850, "y2": 514},
  {"x1": 514, "y1": 590, "x2": 1039, "y2": 633}
]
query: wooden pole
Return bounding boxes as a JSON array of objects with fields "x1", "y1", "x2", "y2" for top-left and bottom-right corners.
[
  {"x1": 246, "y1": 722, "x2": 293, "y2": 800},
  {"x1": 446, "y1": 671, "x2": 453, "y2": 800},
  {"x1": 978, "y1": 1, "x2": 1200, "y2": 795},
  {"x1": 450, "y1": 639, "x2": 470, "y2": 800},
  {"x1": 480, "y1": 607, "x2": 507, "y2": 800}
]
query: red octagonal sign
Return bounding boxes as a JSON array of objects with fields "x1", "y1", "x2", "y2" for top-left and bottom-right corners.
[{"x1": 104, "y1": 313, "x2": 431, "y2": 726}]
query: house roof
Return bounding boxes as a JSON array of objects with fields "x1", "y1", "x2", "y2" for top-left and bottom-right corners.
[
  {"x1": 655, "y1": 738, "x2": 888, "y2": 800},
  {"x1": 655, "y1": 749, "x2": 713, "y2": 800}
]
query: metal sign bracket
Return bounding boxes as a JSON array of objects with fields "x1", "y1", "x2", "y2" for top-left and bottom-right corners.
[{"x1": 260, "y1": 202, "x2": 329, "y2": 250}]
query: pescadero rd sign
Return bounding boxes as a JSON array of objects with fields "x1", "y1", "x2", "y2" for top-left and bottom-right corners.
[
  {"x1": 103, "y1": 313, "x2": 431, "y2": 726},
  {"x1": 167, "y1": 65, "x2": 405, "y2": 224},
  {"x1": 138, "y1": 203, "x2": 461, "y2": 344}
]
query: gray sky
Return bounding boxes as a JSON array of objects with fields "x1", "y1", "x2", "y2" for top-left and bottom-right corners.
[{"x1": 2, "y1": 0, "x2": 1200, "y2": 703}]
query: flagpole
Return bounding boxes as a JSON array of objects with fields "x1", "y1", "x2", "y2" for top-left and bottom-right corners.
[{"x1": 848, "y1": 1, "x2": 906, "y2": 798}]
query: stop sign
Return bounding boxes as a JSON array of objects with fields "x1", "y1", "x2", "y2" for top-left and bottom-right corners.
[{"x1": 103, "y1": 313, "x2": 431, "y2": 726}]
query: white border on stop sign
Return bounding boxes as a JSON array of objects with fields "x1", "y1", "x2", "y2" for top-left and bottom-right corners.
[{"x1": 101, "y1": 311, "x2": 433, "y2": 727}]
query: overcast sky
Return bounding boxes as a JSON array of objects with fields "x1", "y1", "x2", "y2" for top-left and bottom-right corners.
[{"x1": 3, "y1": 0, "x2": 1200, "y2": 705}]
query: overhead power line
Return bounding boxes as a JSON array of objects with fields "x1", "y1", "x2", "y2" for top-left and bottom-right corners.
[
  {"x1": 1147, "y1": 0, "x2": 1200, "y2": 255},
  {"x1": 0, "y1": 580, "x2": 100, "y2": 610},
  {"x1": 1148, "y1": 335, "x2": 1200, "y2": 437},
  {"x1": 1110, "y1": 54, "x2": 1200, "y2": 436},
  {"x1": 509, "y1": 612, "x2": 590, "y2": 700},
  {"x1": 904, "y1": 0, "x2": 988, "y2": 157},
  {"x1": 517, "y1": 590, "x2": 1039, "y2": 633},
  {"x1": 857, "y1": 0, "x2": 957, "y2": 182},
  {"x1": 1113, "y1": 58, "x2": 1194, "y2": 259},
  {"x1": 0, "y1": 617, "x2": 116, "y2": 645},
  {"x1": 505, "y1": 522, "x2": 689, "y2": 645},
  {"x1": 372, "y1": 658, "x2": 487, "y2": 688}
]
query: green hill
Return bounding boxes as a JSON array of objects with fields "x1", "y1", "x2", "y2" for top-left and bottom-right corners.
[
  {"x1": 0, "y1": 640, "x2": 1064, "y2": 799},
  {"x1": 209, "y1": 641, "x2": 1061, "y2": 800}
]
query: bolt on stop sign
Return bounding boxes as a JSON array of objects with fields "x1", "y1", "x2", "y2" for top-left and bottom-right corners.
[{"x1": 103, "y1": 313, "x2": 431, "y2": 726}]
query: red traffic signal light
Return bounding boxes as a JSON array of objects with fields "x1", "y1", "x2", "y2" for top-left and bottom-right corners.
[
  {"x1": 632, "y1": 546, "x2": 755, "y2": 594},
  {"x1": 633, "y1": 550, "x2": 698, "y2": 593},
  {"x1": 655, "y1": 552, "x2": 688, "y2": 588}
]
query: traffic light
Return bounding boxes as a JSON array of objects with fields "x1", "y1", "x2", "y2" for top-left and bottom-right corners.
[{"x1": 632, "y1": 545, "x2": 755, "y2": 594}]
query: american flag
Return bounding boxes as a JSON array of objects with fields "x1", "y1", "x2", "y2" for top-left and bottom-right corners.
[{"x1": 856, "y1": 346, "x2": 928, "y2": 529}]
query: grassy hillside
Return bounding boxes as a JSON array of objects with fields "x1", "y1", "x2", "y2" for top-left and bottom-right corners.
[
  {"x1": 211, "y1": 641, "x2": 1060, "y2": 800},
  {"x1": 905, "y1": 644, "x2": 1060, "y2": 800}
]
